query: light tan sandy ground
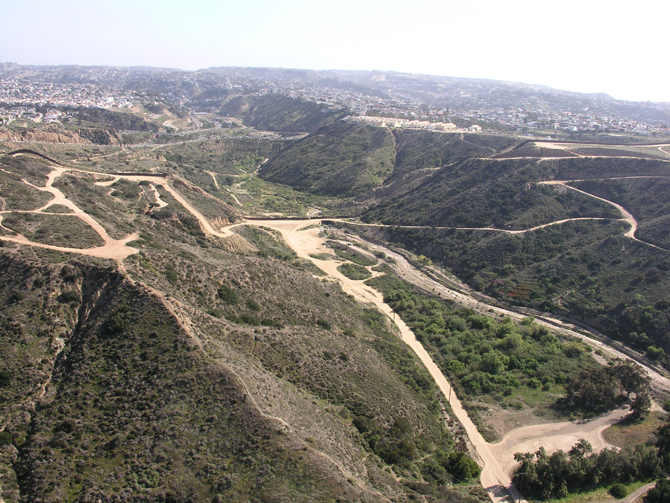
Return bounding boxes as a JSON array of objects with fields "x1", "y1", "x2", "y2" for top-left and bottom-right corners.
[{"x1": 489, "y1": 407, "x2": 629, "y2": 476}]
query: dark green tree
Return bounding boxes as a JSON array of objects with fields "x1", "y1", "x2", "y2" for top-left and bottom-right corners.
[{"x1": 648, "y1": 479, "x2": 670, "y2": 503}]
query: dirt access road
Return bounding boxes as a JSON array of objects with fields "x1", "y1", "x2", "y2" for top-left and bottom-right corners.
[
  {"x1": 236, "y1": 218, "x2": 670, "y2": 502},
  {"x1": 539, "y1": 178, "x2": 669, "y2": 251},
  {"x1": 0, "y1": 155, "x2": 235, "y2": 261},
  {"x1": 3, "y1": 153, "x2": 663, "y2": 501},
  {"x1": 0, "y1": 165, "x2": 139, "y2": 259},
  {"x1": 236, "y1": 219, "x2": 524, "y2": 503}
]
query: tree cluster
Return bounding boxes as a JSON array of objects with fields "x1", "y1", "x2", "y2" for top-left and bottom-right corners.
[
  {"x1": 514, "y1": 439, "x2": 661, "y2": 500},
  {"x1": 565, "y1": 359, "x2": 651, "y2": 415}
]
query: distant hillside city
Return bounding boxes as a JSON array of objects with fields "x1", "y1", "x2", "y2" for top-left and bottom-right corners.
[{"x1": 1, "y1": 63, "x2": 669, "y2": 136}]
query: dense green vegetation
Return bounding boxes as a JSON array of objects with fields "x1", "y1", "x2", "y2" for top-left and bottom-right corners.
[
  {"x1": 350, "y1": 219, "x2": 670, "y2": 371},
  {"x1": 327, "y1": 240, "x2": 377, "y2": 266},
  {"x1": 260, "y1": 122, "x2": 396, "y2": 197},
  {"x1": 514, "y1": 440, "x2": 661, "y2": 500},
  {"x1": 648, "y1": 479, "x2": 670, "y2": 502},
  {"x1": 220, "y1": 94, "x2": 347, "y2": 132},
  {"x1": 337, "y1": 263, "x2": 372, "y2": 280},
  {"x1": 565, "y1": 360, "x2": 651, "y2": 416},
  {"x1": 365, "y1": 272, "x2": 606, "y2": 439}
]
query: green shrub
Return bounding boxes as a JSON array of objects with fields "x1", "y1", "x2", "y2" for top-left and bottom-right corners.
[
  {"x1": 316, "y1": 319, "x2": 331, "y2": 330},
  {"x1": 7, "y1": 291, "x2": 23, "y2": 304},
  {"x1": 0, "y1": 431, "x2": 12, "y2": 447},
  {"x1": 104, "y1": 305, "x2": 132, "y2": 335},
  {"x1": 246, "y1": 299, "x2": 261, "y2": 311},
  {"x1": 163, "y1": 269, "x2": 178, "y2": 284},
  {"x1": 58, "y1": 290, "x2": 80, "y2": 304},
  {"x1": 261, "y1": 318, "x2": 282, "y2": 328},
  {"x1": 609, "y1": 483, "x2": 627, "y2": 499},
  {"x1": 648, "y1": 479, "x2": 670, "y2": 503},
  {"x1": 646, "y1": 346, "x2": 665, "y2": 360},
  {"x1": 240, "y1": 313, "x2": 259, "y2": 326},
  {"x1": 446, "y1": 451, "x2": 481, "y2": 481},
  {"x1": 337, "y1": 263, "x2": 372, "y2": 280},
  {"x1": 217, "y1": 284, "x2": 239, "y2": 305},
  {"x1": 60, "y1": 265, "x2": 78, "y2": 282},
  {"x1": 0, "y1": 370, "x2": 11, "y2": 388}
]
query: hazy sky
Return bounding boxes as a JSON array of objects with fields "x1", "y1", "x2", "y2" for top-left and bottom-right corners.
[{"x1": 1, "y1": 0, "x2": 668, "y2": 102}]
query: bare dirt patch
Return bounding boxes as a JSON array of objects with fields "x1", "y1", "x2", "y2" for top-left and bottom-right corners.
[{"x1": 481, "y1": 402, "x2": 564, "y2": 439}]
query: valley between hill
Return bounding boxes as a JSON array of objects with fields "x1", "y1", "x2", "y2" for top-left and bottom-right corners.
[
  {"x1": 2, "y1": 149, "x2": 669, "y2": 502},
  {"x1": 2, "y1": 124, "x2": 670, "y2": 503}
]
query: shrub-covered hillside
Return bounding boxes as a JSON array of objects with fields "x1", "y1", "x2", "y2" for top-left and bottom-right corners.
[
  {"x1": 570, "y1": 177, "x2": 670, "y2": 249},
  {"x1": 362, "y1": 158, "x2": 622, "y2": 229},
  {"x1": 220, "y1": 94, "x2": 347, "y2": 132},
  {"x1": 0, "y1": 205, "x2": 485, "y2": 503},
  {"x1": 260, "y1": 122, "x2": 397, "y2": 197}
]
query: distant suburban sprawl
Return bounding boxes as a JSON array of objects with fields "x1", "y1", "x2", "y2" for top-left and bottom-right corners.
[{"x1": 1, "y1": 63, "x2": 669, "y2": 137}]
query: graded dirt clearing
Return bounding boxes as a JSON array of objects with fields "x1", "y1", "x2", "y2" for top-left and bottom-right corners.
[{"x1": 489, "y1": 406, "x2": 629, "y2": 476}]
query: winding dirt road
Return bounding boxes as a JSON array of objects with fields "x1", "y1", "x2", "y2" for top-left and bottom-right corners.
[
  {"x1": 538, "y1": 178, "x2": 669, "y2": 250},
  {"x1": 233, "y1": 219, "x2": 524, "y2": 503},
  {"x1": 2, "y1": 152, "x2": 667, "y2": 502},
  {"x1": 0, "y1": 166, "x2": 139, "y2": 259},
  {"x1": 0, "y1": 156, "x2": 237, "y2": 261},
  {"x1": 232, "y1": 219, "x2": 670, "y2": 502}
]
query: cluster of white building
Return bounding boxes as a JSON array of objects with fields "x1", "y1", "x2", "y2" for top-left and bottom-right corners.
[
  {"x1": 0, "y1": 78, "x2": 137, "y2": 112},
  {"x1": 346, "y1": 115, "x2": 482, "y2": 132},
  {"x1": 0, "y1": 107, "x2": 82, "y2": 126}
]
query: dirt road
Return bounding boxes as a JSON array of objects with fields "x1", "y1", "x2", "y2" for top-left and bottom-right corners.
[
  {"x1": 539, "y1": 177, "x2": 670, "y2": 251},
  {"x1": 489, "y1": 407, "x2": 629, "y2": 476},
  {"x1": 2, "y1": 154, "x2": 662, "y2": 501},
  {"x1": 235, "y1": 219, "x2": 524, "y2": 503},
  {"x1": 233, "y1": 219, "x2": 670, "y2": 502},
  {"x1": 0, "y1": 166, "x2": 139, "y2": 260}
]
